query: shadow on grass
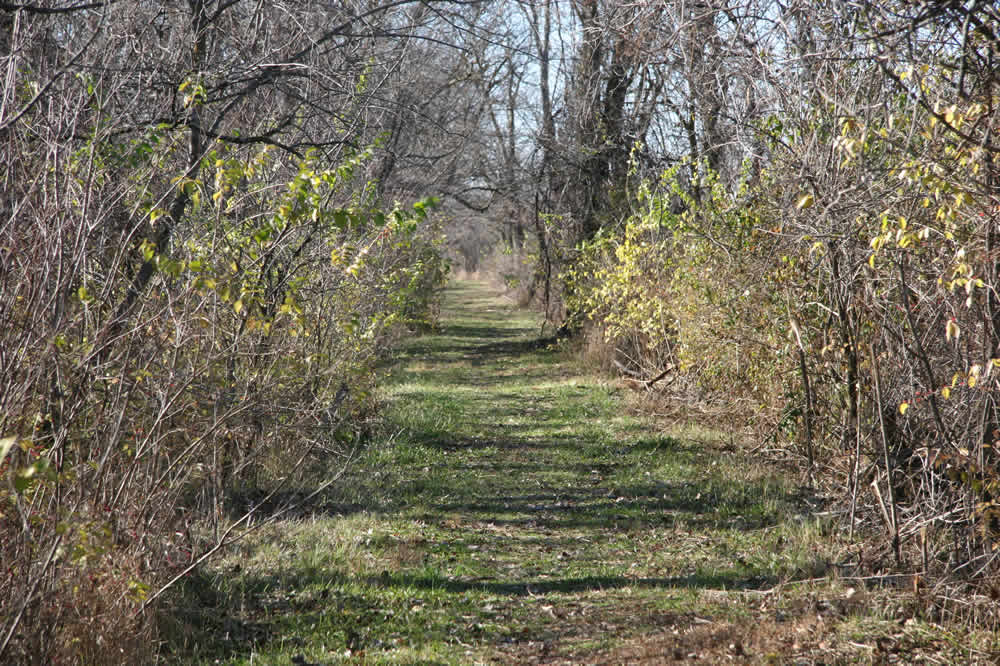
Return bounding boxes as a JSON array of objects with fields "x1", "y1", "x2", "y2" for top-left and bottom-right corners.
[
  {"x1": 397, "y1": 336, "x2": 561, "y2": 368},
  {"x1": 160, "y1": 281, "x2": 800, "y2": 663},
  {"x1": 158, "y1": 568, "x2": 370, "y2": 664},
  {"x1": 159, "y1": 560, "x2": 776, "y2": 663},
  {"x1": 221, "y1": 449, "x2": 784, "y2": 534},
  {"x1": 438, "y1": 323, "x2": 528, "y2": 339},
  {"x1": 366, "y1": 570, "x2": 777, "y2": 597},
  {"x1": 418, "y1": 479, "x2": 782, "y2": 532}
]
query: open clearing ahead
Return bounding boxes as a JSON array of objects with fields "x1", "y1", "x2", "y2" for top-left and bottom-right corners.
[{"x1": 165, "y1": 280, "x2": 993, "y2": 664}]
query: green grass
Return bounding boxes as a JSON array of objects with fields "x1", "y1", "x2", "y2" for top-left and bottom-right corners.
[{"x1": 159, "y1": 279, "x2": 997, "y2": 664}]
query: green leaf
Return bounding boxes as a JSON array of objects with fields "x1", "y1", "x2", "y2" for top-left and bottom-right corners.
[
  {"x1": 14, "y1": 459, "x2": 51, "y2": 493},
  {"x1": 14, "y1": 472, "x2": 33, "y2": 493}
]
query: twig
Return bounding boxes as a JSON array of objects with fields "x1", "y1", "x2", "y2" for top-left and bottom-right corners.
[
  {"x1": 612, "y1": 358, "x2": 643, "y2": 378},
  {"x1": 897, "y1": 261, "x2": 951, "y2": 446},
  {"x1": 849, "y1": 380, "x2": 863, "y2": 541},
  {"x1": 645, "y1": 364, "x2": 675, "y2": 388},
  {"x1": 0, "y1": 536, "x2": 63, "y2": 661},
  {"x1": 137, "y1": 390, "x2": 353, "y2": 616},
  {"x1": 871, "y1": 478, "x2": 893, "y2": 533},
  {"x1": 870, "y1": 341, "x2": 901, "y2": 565}
]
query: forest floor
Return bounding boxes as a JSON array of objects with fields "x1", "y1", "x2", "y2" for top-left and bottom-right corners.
[{"x1": 162, "y1": 279, "x2": 998, "y2": 664}]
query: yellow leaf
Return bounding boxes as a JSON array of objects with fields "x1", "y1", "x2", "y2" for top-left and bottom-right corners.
[
  {"x1": 796, "y1": 193, "x2": 814, "y2": 210},
  {"x1": 941, "y1": 386, "x2": 951, "y2": 399},
  {"x1": 946, "y1": 319, "x2": 960, "y2": 342},
  {"x1": 1, "y1": 436, "x2": 18, "y2": 464},
  {"x1": 969, "y1": 364, "x2": 982, "y2": 388},
  {"x1": 899, "y1": 402, "x2": 909, "y2": 415}
]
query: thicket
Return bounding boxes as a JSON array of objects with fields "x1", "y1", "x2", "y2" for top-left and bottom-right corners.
[
  {"x1": 0, "y1": 130, "x2": 447, "y2": 666},
  {"x1": 0, "y1": 2, "x2": 453, "y2": 663},
  {"x1": 551, "y1": 2, "x2": 1000, "y2": 620}
]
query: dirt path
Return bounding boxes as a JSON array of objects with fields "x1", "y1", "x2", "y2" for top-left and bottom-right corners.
[{"x1": 175, "y1": 279, "x2": 983, "y2": 664}]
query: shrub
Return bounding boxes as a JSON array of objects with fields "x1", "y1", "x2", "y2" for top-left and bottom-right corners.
[
  {"x1": 0, "y1": 137, "x2": 447, "y2": 663},
  {"x1": 565, "y1": 165, "x2": 793, "y2": 423}
]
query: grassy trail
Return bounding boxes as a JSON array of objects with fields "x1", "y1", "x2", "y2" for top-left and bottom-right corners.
[{"x1": 170, "y1": 279, "x2": 982, "y2": 664}]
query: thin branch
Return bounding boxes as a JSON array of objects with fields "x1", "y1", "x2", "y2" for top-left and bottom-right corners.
[
  {"x1": 0, "y1": 1, "x2": 116, "y2": 14},
  {"x1": 0, "y1": 9, "x2": 105, "y2": 135}
]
